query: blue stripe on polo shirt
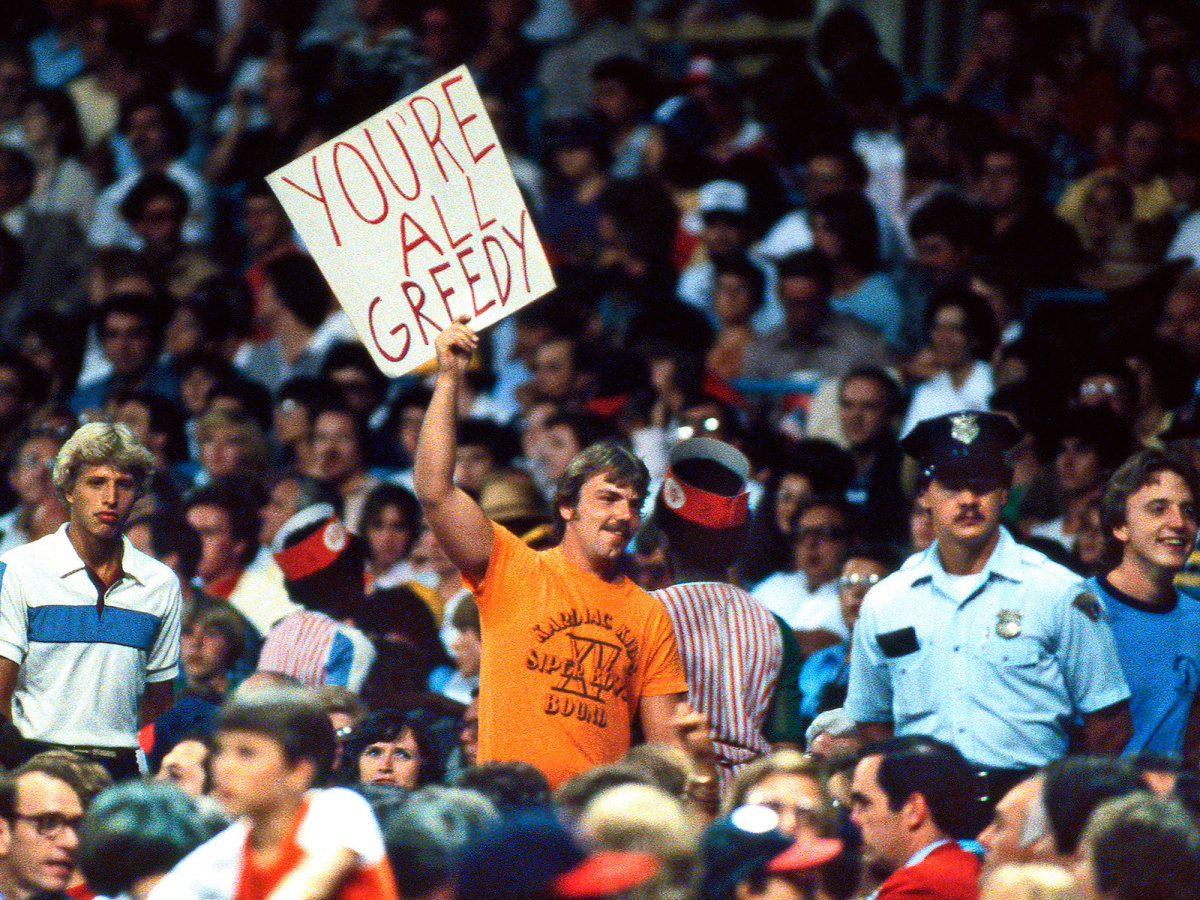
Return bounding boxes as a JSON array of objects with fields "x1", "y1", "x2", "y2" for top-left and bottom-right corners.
[
  {"x1": 0, "y1": 561, "x2": 5, "y2": 592},
  {"x1": 28, "y1": 605, "x2": 160, "y2": 650}
]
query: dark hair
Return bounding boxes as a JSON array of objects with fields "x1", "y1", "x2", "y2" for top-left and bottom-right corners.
[
  {"x1": 590, "y1": 54, "x2": 655, "y2": 98},
  {"x1": 216, "y1": 687, "x2": 337, "y2": 785},
  {"x1": 183, "y1": 275, "x2": 254, "y2": 346},
  {"x1": 262, "y1": 253, "x2": 333, "y2": 330},
  {"x1": 712, "y1": 253, "x2": 767, "y2": 312},
  {"x1": 810, "y1": 190, "x2": 880, "y2": 273},
  {"x1": 924, "y1": 285, "x2": 1001, "y2": 360},
  {"x1": 1100, "y1": 448, "x2": 1200, "y2": 557},
  {"x1": 1055, "y1": 406, "x2": 1135, "y2": 471},
  {"x1": 841, "y1": 366, "x2": 903, "y2": 417},
  {"x1": 777, "y1": 249, "x2": 834, "y2": 296},
  {"x1": 118, "y1": 171, "x2": 189, "y2": 225},
  {"x1": 973, "y1": 134, "x2": 1050, "y2": 205},
  {"x1": 861, "y1": 735, "x2": 973, "y2": 839},
  {"x1": 277, "y1": 376, "x2": 342, "y2": 418},
  {"x1": 111, "y1": 389, "x2": 188, "y2": 463},
  {"x1": 1043, "y1": 756, "x2": 1144, "y2": 855},
  {"x1": 790, "y1": 494, "x2": 856, "y2": 544},
  {"x1": 900, "y1": 92, "x2": 957, "y2": 132},
  {"x1": 786, "y1": 438, "x2": 857, "y2": 496},
  {"x1": 359, "y1": 483, "x2": 422, "y2": 558},
  {"x1": 1009, "y1": 55, "x2": 1064, "y2": 104},
  {"x1": 544, "y1": 409, "x2": 623, "y2": 456},
  {"x1": 320, "y1": 341, "x2": 388, "y2": 397},
  {"x1": 458, "y1": 417, "x2": 519, "y2": 467},
  {"x1": 0, "y1": 147, "x2": 34, "y2": 194},
  {"x1": 142, "y1": 511, "x2": 202, "y2": 580},
  {"x1": 344, "y1": 708, "x2": 443, "y2": 787},
  {"x1": 97, "y1": 292, "x2": 165, "y2": 349},
  {"x1": 184, "y1": 474, "x2": 267, "y2": 568},
  {"x1": 24, "y1": 87, "x2": 86, "y2": 160},
  {"x1": 204, "y1": 379, "x2": 273, "y2": 433},
  {"x1": 845, "y1": 542, "x2": 904, "y2": 573},
  {"x1": 908, "y1": 193, "x2": 987, "y2": 250},
  {"x1": 1113, "y1": 100, "x2": 1175, "y2": 148},
  {"x1": 117, "y1": 93, "x2": 190, "y2": 159},
  {"x1": 454, "y1": 762, "x2": 553, "y2": 815},
  {"x1": 813, "y1": 6, "x2": 879, "y2": 71},
  {"x1": 79, "y1": 780, "x2": 217, "y2": 896},
  {"x1": 552, "y1": 440, "x2": 649, "y2": 515},
  {"x1": 1086, "y1": 794, "x2": 1200, "y2": 900}
]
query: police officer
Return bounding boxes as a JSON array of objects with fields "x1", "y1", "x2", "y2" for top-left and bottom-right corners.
[{"x1": 845, "y1": 411, "x2": 1132, "y2": 822}]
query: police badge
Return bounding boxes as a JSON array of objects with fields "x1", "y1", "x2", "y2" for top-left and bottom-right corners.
[
  {"x1": 996, "y1": 609, "x2": 1022, "y2": 638},
  {"x1": 950, "y1": 412, "x2": 980, "y2": 445}
]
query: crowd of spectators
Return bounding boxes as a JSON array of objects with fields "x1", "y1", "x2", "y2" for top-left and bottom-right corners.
[{"x1": 9, "y1": 0, "x2": 1200, "y2": 895}]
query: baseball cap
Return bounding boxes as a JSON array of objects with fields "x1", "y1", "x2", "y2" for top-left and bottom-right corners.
[
  {"x1": 455, "y1": 811, "x2": 659, "y2": 900},
  {"x1": 697, "y1": 180, "x2": 749, "y2": 218},
  {"x1": 273, "y1": 503, "x2": 365, "y2": 618},
  {"x1": 658, "y1": 436, "x2": 750, "y2": 529},
  {"x1": 700, "y1": 806, "x2": 843, "y2": 900}
]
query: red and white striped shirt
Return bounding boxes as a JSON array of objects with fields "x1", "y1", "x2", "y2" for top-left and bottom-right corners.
[
  {"x1": 257, "y1": 610, "x2": 375, "y2": 690},
  {"x1": 652, "y1": 582, "x2": 783, "y2": 785}
]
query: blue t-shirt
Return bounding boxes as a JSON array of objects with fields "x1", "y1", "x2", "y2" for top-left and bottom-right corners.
[
  {"x1": 1090, "y1": 575, "x2": 1200, "y2": 755},
  {"x1": 799, "y1": 640, "x2": 849, "y2": 723}
]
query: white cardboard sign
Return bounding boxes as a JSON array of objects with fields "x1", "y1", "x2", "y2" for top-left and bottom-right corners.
[{"x1": 267, "y1": 66, "x2": 555, "y2": 376}]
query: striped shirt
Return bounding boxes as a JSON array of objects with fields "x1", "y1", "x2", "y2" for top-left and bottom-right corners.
[
  {"x1": 257, "y1": 610, "x2": 375, "y2": 690},
  {"x1": 653, "y1": 582, "x2": 783, "y2": 785},
  {"x1": 0, "y1": 525, "x2": 180, "y2": 747}
]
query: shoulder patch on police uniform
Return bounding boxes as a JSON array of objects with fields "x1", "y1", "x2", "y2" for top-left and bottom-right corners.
[{"x1": 1073, "y1": 591, "x2": 1102, "y2": 622}]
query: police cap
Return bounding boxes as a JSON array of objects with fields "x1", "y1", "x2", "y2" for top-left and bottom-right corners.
[{"x1": 899, "y1": 410, "x2": 1020, "y2": 491}]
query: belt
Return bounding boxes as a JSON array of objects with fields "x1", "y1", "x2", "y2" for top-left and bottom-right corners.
[{"x1": 969, "y1": 766, "x2": 1037, "y2": 804}]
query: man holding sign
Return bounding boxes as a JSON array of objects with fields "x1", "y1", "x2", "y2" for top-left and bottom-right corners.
[{"x1": 415, "y1": 317, "x2": 687, "y2": 788}]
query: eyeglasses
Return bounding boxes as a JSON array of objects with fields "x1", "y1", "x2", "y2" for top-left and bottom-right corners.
[
  {"x1": 838, "y1": 572, "x2": 881, "y2": 589},
  {"x1": 13, "y1": 812, "x2": 83, "y2": 838},
  {"x1": 677, "y1": 417, "x2": 724, "y2": 440},
  {"x1": 1079, "y1": 381, "x2": 1120, "y2": 399}
]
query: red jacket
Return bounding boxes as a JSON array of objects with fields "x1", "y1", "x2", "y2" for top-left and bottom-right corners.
[{"x1": 877, "y1": 841, "x2": 980, "y2": 900}]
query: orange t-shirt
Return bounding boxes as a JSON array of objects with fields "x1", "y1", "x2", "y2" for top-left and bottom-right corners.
[{"x1": 465, "y1": 523, "x2": 687, "y2": 788}]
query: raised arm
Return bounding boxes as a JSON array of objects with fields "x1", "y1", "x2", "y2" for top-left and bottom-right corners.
[{"x1": 414, "y1": 317, "x2": 494, "y2": 582}]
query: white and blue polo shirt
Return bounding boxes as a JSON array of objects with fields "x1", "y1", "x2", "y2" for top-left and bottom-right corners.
[{"x1": 0, "y1": 525, "x2": 181, "y2": 747}]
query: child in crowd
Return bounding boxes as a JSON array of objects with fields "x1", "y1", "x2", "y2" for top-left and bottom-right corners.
[{"x1": 149, "y1": 688, "x2": 398, "y2": 900}]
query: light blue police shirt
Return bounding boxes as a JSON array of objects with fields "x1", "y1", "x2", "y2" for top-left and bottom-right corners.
[
  {"x1": 1089, "y1": 575, "x2": 1200, "y2": 756},
  {"x1": 845, "y1": 528, "x2": 1130, "y2": 768}
]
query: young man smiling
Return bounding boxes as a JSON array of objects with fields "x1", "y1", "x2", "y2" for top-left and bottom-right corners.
[
  {"x1": 415, "y1": 316, "x2": 686, "y2": 788},
  {"x1": 1088, "y1": 449, "x2": 1200, "y2": 762},
  {"x1": 0, "y1": 423, "x2": 180, "y2": 778}
]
